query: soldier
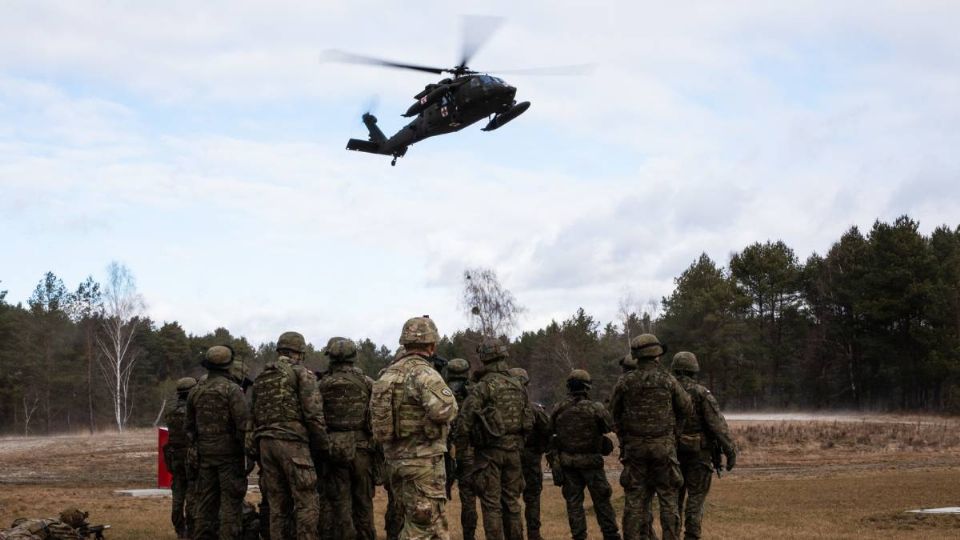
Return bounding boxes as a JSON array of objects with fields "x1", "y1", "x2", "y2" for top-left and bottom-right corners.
[
  {"x1": 458, "y1": 337, "x2": 533, "y2": 540},
  {"x1": 0, "y1": 508, "x2": 90, "y2": 540},
  {"x1": 447, "y1": 358, "x2": 478, "y2": 540},
  {"x1": 249, "y1": 331, "x2": 327, "y2": 540},
  {"x1": 615, "y1": 354, "x2": 658, "y2": 540},
  {"x1": 379, "y1": 346, "x2": 407, "y2": 540},
  {"x1": 550, "y1": 370, "x2": 621, "y2": 540},
  {"x1": 318, "y1": 337, "x2": 376, "y2": 540},
  {"x1": 609, "y1": 334, "x2": 693, "y2": 540},
  {"x1": 370, "y1": 316, "x2": 458, "y2": 540},
  {"x1": 508, "y1": 367, "x2": 551, "y2": 540},
  {"x1": 186, "y1": 345, "x2": 252, "y2": 540},
  {"x1": 671, "y1": 352, "x2": 737, "y2": 540},
  {"x1": 164, "y1": 376, "x2": 198, "y2": 539}
]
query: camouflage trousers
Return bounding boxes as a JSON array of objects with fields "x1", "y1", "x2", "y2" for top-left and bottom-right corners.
[
  {"x1": 677, "y1": 450, "x2": 713, "y2": 540},
  {"x1": 561, "y1": 466, "x2": 621, "y2": 540},
  {"x1": 168, "y1": 449, "x2": 196, "y2": 537},
  {"x1": 387, "y1": 455, "x2": 449, "y2": 540},
  {"x1": 325, "y1": 448, "x2": 376, "y2": 540},
  {"x1": 259, "y1": 438, "x2": 320, "y2": 540},
  {"x1": 0, "y1": 519, "x2": 80, "y2": 540},
  {"x1": 520, "y1": 451, "x2": 543, "y2": 539},
  {"x1": 620, "y1": 438, "x2": 683, "y2": 540},
  {"x1": 456, "y1": 457, "x2": 479, "y2": 540},
  {"x1": 473, "y1": 447, "x2": 524, "y2": 540},
  {"x1": 194, "y1": 459, "x2": 247, "y2": 540}
]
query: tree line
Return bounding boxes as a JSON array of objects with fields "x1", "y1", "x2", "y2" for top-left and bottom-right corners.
[{"x1": 1, "y1": 215, "x2": 958, "y2": 435}]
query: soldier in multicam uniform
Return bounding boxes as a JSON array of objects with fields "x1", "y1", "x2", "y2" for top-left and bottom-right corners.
[
  {"x1": 457, "y1": 337, "x2": 534, "y2": 540},
  {"x1": 0, "y1": 508, "x2": 90, "y2": 540},
  {"x1": 508, "y1": 367, "x2": 551, "y2": 540},
  {"x1": 164, "y1": 376, "x2": 198, "y2": 539},
  {"x1": 446, "y1": 358, "x2": 479, "y2": 540},
  {"x1": 550, "y1": 370, "x2": 621, "y2": 540},
  {"x1": 250, "y1": 331, "x2": 327, "y2": 540},
  {"x1": 186, "y1": 345, "x2": 252, "y2": 540},
  {"x1": 318, "y1": 337, "x2": 376, "y2": 540},
  {"x1": 370, "y1": 316, "x2": 458, "y2": 540},
  {"x1": 671, "y1": 352, "x2": 736, "y2": 540},
  {"x1": 609, "y1": 334, "x2": 693, "y2": 540}
]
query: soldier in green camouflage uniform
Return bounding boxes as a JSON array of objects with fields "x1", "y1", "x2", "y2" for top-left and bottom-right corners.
[
  {"x1": 0, "y1": 508, "x2": 91, "y2": 540},
  {"x1": 318, "y1": 337, "x2": 376, "y2": 540},
  {"x1": 609, "y1": 335, "x2": 693, "y2": 540},
  {"x1": 446, "y1": 358, "x2": 478, "y2": 540},
  {"x1": 508, "y1": 367, "x2": 551, "y2": 540},
  {"x1": 371, "y1": 317, "x2": 458, "y2": 540},
  {"x1": 550, "y1": 370, "x2": 621, "y2": 540},
  {"x1": 186, "y1": 346, "x2": 252, "y2": 540},
  {"x1": 250, "y1": 331, "x2": 328, "y2": 540},
  {"x1": 164, "y1": 377, "x2": 198, "y2": 539},
  {"x1": 458, "y1": 337, "x2": 534, "y2": 540},
  {"x1": 670, "y1": 352, "x2": 736, "y2": 540}
]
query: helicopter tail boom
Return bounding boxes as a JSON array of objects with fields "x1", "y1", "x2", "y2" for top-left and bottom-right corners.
[{"x1": 346, "y1": 113, "x2": 391, "y2": 154}]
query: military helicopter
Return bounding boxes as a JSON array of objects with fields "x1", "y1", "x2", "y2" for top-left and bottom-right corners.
[{"x1": 326, "y1": 16, "x2": 586, "y2": 166}]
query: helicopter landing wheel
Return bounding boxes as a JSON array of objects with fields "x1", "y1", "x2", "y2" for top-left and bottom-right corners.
[{"x1": 391, "y1": 157, "x2": 397, "y2": 166}]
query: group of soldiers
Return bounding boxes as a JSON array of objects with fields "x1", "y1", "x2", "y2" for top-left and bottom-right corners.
[{"x1": 162, "y1": 316, "x2": 736, "y2": 540}]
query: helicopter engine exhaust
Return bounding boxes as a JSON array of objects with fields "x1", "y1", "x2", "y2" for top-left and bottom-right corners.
[{"x1": 481, "y1": 101, "x2": 530, "y2": 132}]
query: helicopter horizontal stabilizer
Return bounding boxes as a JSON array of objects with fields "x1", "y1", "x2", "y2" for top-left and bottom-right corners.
[{"x1": 346, "y1": 139, "x2": 383, "y2": 154}]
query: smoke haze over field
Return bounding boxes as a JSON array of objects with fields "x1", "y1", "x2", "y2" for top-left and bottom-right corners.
[{"x1": 2, "y1": 1, "x2": 960, "y2": 345}]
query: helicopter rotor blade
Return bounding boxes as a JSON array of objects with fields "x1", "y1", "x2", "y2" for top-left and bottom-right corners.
[
  {"x1": 458, "y1": 15, "x2": 505, "y2": 70},
  {"x1": 322, "y1": 49, "x2": 447, "y2": 75},
  {"x1": 485, "y1": 63, "x2": 597, "y2": 76}
]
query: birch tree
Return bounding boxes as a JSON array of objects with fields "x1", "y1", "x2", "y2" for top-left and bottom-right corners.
[
  {"x1": 97, "y1": 262, "x2": 145, "y2": 431},
  {"x1": 461, "y1": 267, "x2": 523, "y2": 338}
]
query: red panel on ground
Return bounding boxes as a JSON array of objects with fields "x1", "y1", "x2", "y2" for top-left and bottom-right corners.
[{"x1": 158, "y1": 427, "x2": 172, "y2": 488}]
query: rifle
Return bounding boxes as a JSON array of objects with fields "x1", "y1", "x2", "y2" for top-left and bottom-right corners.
[
  {"x1": 78, "y1": 524, "x2": 110, "y2": 539},
  {"x1": 545, "y1": 449, "x2": 564, "y2": 486},
  {"x1": 710, "y1": 439, "x2": 723, "y2": 479},
  {"x1": 443, "y1": 452, "x2": 456, "y2": 499}
]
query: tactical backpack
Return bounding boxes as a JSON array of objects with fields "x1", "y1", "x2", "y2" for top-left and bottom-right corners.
[{"x1": 371, "y1": 356, "x2": 435, "y2": 444}]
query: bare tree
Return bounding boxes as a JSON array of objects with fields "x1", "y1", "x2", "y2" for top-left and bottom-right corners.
[
  {"x1": 461, "y1": 267, "x2": 524, "y2": 338},
  {"x1": 97, "y1": 262, "x2": 145, "y2": 432}
]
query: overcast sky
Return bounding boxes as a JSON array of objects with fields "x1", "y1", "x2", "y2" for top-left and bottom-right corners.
[{"x1": 2, "y1": 1, "x2": 959, "y2": 347}]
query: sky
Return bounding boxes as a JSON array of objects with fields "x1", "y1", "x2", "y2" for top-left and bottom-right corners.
[{"x1": 2, "y1": 1, "x2": 959, "y2": 347}]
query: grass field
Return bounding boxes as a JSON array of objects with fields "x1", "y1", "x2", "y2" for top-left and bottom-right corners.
[{"x1": 1, "y1": 415, "x2": 959, "y2": 539}]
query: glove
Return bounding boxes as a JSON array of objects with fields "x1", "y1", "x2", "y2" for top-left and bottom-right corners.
[
  {"x1": 724, "y1": 449, "x2": 737, "y2": 471},
  {"x1": 244, "y1": 456, "x2": 257, "y2": 477}
]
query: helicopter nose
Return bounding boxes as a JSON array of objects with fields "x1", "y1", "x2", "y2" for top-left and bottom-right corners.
[{"x1": 499, "y1": 84, "x2": 516, "y2": 100}]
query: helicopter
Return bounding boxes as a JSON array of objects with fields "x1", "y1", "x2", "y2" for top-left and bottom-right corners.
[{"x1": 326, "y1": 16, "x2": 586, "y2": 166}]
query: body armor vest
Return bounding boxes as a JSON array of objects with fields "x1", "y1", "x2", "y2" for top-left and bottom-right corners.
[
  {"x1": 193, "y1": 376, "x2": 239, "y2": 451},
  {"x1": 554, "y1": 397, "x2": 603, "y2": 454},
  {"x1": 372, "y1": 355, "x2": 432, "y2": 443},
  {"x1": 165, "y1": 400, "x2": 189, "y2": 448},
  {"x1": 253, "y1": 358, "x2": 302, "y2": 427},
  {"x1": 620, "y1": 368, "x2": 676, "y2": 438},
  {"x1": 321, "y1": 367, "x2": 370, "y2": 432},
  {"x1": 481, "y1": 371, "x2": 527, "y2": 437}
]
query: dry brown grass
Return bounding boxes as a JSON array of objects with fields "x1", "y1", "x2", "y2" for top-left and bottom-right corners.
[{"x1": 2, "y1": 418, "x2": 960, "y2": 539}]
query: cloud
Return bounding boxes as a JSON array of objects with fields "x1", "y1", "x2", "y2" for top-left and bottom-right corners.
[{"x1": 2, "y1": 1, "x2": 960, "y2": 344}]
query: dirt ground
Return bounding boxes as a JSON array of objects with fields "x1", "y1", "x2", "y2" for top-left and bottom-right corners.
[{"x1": 1, "y1": 416, "x2": 959, "y2": 539}]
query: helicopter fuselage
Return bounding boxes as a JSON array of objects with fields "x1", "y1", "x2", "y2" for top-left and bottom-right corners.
[{"x1": 346, "y1": 73, "x2": 529, "y2": 164}]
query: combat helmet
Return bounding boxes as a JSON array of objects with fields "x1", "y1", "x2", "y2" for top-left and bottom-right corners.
[
  {"x1": 276, "y1": 331, "x2": 306, "y2": 354},
  {"x1": 176, "y1": 377, "x2": 198, "y2": 393},
  {"x1": 325, "y1": 337, "x2": 358, "y2": 362},
  {"x1": 619, "y1": 353, "x2": 638, "y2": 371},
  {"x1": 508, "y1": 367, "x2": 529, "y2": 386},
  {"x1": 630, "y1": 333, "x2": 666, "y2": 359},
  {"x1": 447, "y1": 358, "x2": 471, "y2": 379},
  {"x1": 399, "y1": 316, "x2": 439, "y2": 346},
  {"x1": 477, "y1": 336, "x2": 509, "y2": 363},
  {"x1": 568, "y1": 369, "x2": 592, "y2": 384},
  {"x1": 672, "y1": 351, "x2": 699, "y2": 373},
  {"x1": 59, "y1": 508, "x2": 88, "y2": 529},
  {"x1": 205, "y1": 345, "x2": 234, "y2": 370}
]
